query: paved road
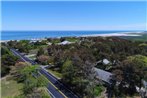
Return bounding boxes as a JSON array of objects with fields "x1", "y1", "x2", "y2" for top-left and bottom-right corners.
[{"x1": 10, "y1": 48, "x2": 79, "y2": 98}]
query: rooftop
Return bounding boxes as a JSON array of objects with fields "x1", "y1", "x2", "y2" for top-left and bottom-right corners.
[{"x1": 94, "y1": 67, "x2": 113, "y2": 84}]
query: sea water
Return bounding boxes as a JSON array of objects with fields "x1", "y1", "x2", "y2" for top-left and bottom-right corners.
[{"x1": 1, "y1": 31, "x2": 136, "y2": 40}]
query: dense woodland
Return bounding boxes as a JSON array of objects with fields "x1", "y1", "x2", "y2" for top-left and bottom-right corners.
[
  {"x1": 2, "y1": 36, "x2": 147, "y2": 98},
  {"x1": 46, "y1": 37, "x2": 147, "y2": 97}
]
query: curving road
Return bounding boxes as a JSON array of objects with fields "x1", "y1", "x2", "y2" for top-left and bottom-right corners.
[{"x1": 10, "y1": 48, "x2": 79, "y2": 98}]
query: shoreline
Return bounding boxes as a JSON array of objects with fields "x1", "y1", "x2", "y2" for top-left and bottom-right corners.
[
  {"x1": 1, "y1": 31, "x2": 144, "y2": 42},
  {"x1": 81, "y1": 32, "x2": 142, "y2": 37}
]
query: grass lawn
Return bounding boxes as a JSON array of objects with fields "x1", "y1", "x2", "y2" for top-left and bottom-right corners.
[
  {"x1": 94, "y1": 85, "x2": 104, "y2": 97},
  {"x1": 51, "y1": 39, "x2": 60, "y2": 44},
  {"x1": 1, "y1": 76, "x2": 23, "y2": 98},
  {"x1": 66, "y1": 37, "x2": 79, "y2": 42},
  {"x1": 48, "y1": 69, "x2": 62, "y2": 79},
  {"x1": 29, "y1": 49, "x2": 38, "y2": 54},
  {"x1": 29, "y1": 56, "x2": 36, "y2": 60}
]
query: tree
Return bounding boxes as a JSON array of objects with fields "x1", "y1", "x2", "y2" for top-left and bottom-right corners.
[
  {"x1": 37, "y1": 47, "x2": 45, "y2": 56},
  {"x1": 60, "y1": 37, "x2": 66, "y2": 42},
  {"x1": 1, "y1": 46, "x2": 11, "y2": 55},
  {"x1": 1, "y1": 66, "x2": 10, "y2": 77},
  {"x1": 138, "y1": 43, "x2": 147, "y2": 55},
  {"x1": 1, "y1": 46, "x2": 18, "y2": 77},
  {"x1": 112, "y1": 55, "x2": 147, "y2": 96},
  {"x1": 37, "y1": 55, "x2": 49, "y2": 65},
  {"x1": 61, "y1": 47, "x2": 98, "y2": 97},
  {"x1": 2, "y1": 54, "x2": 18, "y2": 66},
  {"x1": 19, "y1": 65, "x2": 48, "y2": 97},
  {"x1": 7, "y1": 40, "x2": 17, "y2": 48},
  {"x1": 15, "y1": 40, "x2": 31, "y2": 53},
  {"x1": 62, "y1": 59, "x2": 75, "y2": 83},
  {"x1": 10, "y1": 62, "x2": 28, "y2": 82}
]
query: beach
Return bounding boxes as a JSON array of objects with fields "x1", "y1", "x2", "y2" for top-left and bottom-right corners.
[
  {"x1": 81, "y1": 32, "x2": 142, "y2": 37},
  {"x1": 1, "y1": 31, "x2": 144, "y2": 41}
]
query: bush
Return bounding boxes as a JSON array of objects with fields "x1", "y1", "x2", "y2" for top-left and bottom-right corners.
[{"x1": 37, "y1": 55, "x2": 49, "y2": 65}]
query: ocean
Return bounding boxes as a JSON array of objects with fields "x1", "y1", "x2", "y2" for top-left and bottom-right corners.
[{"x1": 1, "y1": 31, "x2": 136, "y2": 40}]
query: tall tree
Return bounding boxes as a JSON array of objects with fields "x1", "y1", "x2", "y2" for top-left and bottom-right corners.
[
  {"x1": 17, "y1": 65, "x2": 48, "y2": 97},
  {"x1": 112, "y1": 55, "x2": 147, "y2": 96}
]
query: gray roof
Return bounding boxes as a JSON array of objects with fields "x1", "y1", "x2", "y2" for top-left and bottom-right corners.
[
  {"x1": 94, "y1": 67, "x2": 113, "y2": 84},
  {"x1": 142, "y1": 80, "x2": 147, "y2": 88}
]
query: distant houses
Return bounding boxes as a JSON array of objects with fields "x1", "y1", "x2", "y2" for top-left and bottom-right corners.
[
  {"x1": 29, "y1": 38, "x2": 74, "y2": 45},
  {"x1": 58, "y1": 40, "x2": 73, "y2": 45},
  {"x1": 29, "y1": 38, "x2": 43, "y2": 43}
]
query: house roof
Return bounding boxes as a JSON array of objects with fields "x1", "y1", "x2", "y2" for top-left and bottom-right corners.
[
  {"x1": 103, "y1": 59, "x2": 110, "y2": 65},
  {"x1": 94, "y1": 67, "x2": 113, "y2": 84},
  {"x1": 142, "y1": 80, "x2": 147, "y2": 88},
  {"x1": 58, "y1": 41, "x2": 72, "y2": 45}
]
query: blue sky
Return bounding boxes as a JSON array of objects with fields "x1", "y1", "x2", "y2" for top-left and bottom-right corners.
[{"x1": 1, "y1": 1, "x2": 147, "y2": 31}]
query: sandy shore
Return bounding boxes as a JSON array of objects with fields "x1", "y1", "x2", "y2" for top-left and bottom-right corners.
[{"x1": 81, "y1": 33, "x2": 141, "y2": 37}]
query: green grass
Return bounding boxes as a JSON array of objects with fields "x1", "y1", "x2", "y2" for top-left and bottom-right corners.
[
  {"x1": 66, "y1": 37, "x2": 79, "y2": 42},
  {"x1": 51, "y1": 39, "x2": 60, "y2": 44},
  {"x1": 27, "y1": 55, "x2": 36, "y2": 60},
  {"x1": 39, "y1": 87, "x2": 51, "y2": 98},
  {"x1": 48, "y1": 69, "x2": 63, "y2": 79},
  {"x1": 1, "y1": 75, "x2": 51, "y2": 98},
  {"x1": 39, "y1": 45, "x2": 49, "y2": 48},
  {"x1": 29, "y1": 49, "x2": 39, "y2": 54},
  {"x1": 29, "y1": 56, "x2": 36, "y2": 60},
  {"x1": 94, "y1": 85, "x2": 104, "y2": 97},
  {"x1": 1, "y1": 76, "x2": 23, "y2": 98}
]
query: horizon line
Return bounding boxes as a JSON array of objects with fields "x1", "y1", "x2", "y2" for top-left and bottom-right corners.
[
  {"x1": 2, "y1": 30, "x2": 146, "y2": 31},
  {"x1": 2, "y1": 0, "x2": 147, "y2": 1}
]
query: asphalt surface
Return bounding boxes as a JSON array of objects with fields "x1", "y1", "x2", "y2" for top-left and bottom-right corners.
[{"x1": 10, "y1": 48, "x2": 79, "y2": 98}]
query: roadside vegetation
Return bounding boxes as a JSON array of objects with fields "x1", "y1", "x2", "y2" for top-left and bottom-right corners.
[
  {"x1": 47, "y1": 69, "x2": 63, "y2": 79},
  {"x1": 1, "y1": 45, "x2": 51, "y2": 98},
  {"x1": 13, "y1": 65, "x2": 49, "y2": 98},
  {"x1": 1, "y1": 45, "x2": 18, "y2": 77}
]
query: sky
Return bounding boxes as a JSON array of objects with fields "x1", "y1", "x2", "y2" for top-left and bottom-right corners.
[{"x1": 1, "y1": 1, "x2": 147, "y2": 31}]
